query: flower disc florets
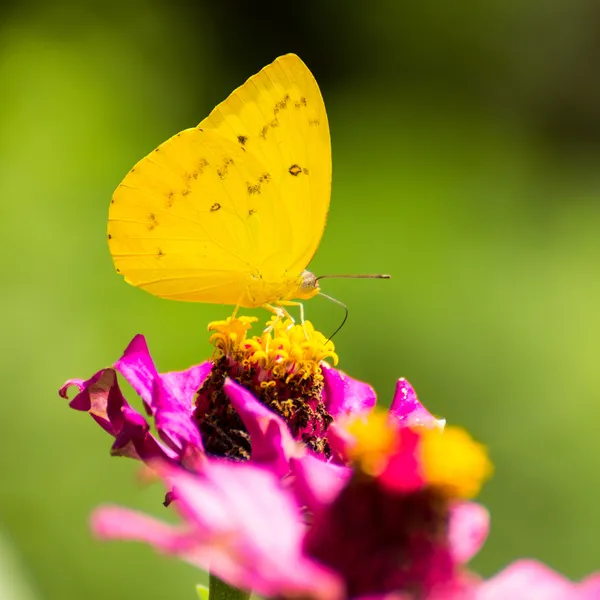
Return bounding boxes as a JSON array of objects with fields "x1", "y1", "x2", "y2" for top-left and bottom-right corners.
[{"x1": 196, "y1": 316, "x2": 339, "y2": 460}]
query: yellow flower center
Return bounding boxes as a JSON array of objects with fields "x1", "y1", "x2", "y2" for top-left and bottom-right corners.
[
  {"x1": 420, "y1": 426, "x2": 493, "y2": 499},
  {"x1": 345, "y1": 411, "x2": 493, "y2": 499},
  {"x1": 208, "y1": 316, "x2": 338, "y2": 378}
]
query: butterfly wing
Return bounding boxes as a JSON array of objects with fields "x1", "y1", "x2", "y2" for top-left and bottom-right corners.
[
  {"x1": 199, "y1": 53, "x2": 331, "y2": 279},
  {"x1": 108, "y1": 54, "x2": 331, "y2": 306}
]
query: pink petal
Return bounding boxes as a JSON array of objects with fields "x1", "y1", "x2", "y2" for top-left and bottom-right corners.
[
  {"x1": 449, "y1": 502, "x2": 490, "y2": 565},
  {"x1": 94, "y1": 461, "x2": 343, "y2": 599},
  {"x1": 92, "y1": 506, "x2": 195, "y2": 553},
  {"x1": 223, "y1": 378, "x2": 299, "y2": 477},
  {"x1": 289, "y1": 454, "x2": 351, "y2": 513},
  {"x1": 476, "y1": 560, "x2": 586, "y2": 600},
  {"x1": 59, "y1": 368, "x2": 176, "y2": 461},
  {"x1": 379, "y1": 428, "x2": 425, "y2": 493},
  {"x1": 322, "y1": 364, "x2": 377, "y2": 418},
  {"x1": 389, "y1": 379, "x2": 445, "y2": 430}
]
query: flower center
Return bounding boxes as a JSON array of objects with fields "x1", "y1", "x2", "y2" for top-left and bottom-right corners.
[
  {"x1": 194, "y1": 316, "x2": 338, "y2": 460},
  {"x1": 304, "y1": 476, "x2": 453, "y2": 598}
]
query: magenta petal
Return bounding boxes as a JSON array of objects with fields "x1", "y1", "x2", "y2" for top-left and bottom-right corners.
[
  {"x1": 223, "y1": 378, "x2": 299, "y2": 476},
  {"x1": 114, "y1": 335, "x2": 159, "y2": 412},
  {"x1": 326, "y1": 422, "x2": 356, "y2": 463},
  {"x1": 379, "y1": 428, "x2": 425, "y2": 493},
  {"x1": 152, "y1": 377, "x2": 205, "y2": 458},
  {"x1": 476, "y1": 560, "x2": 585, "y2": 600},
  {"x1": 321, "y1": 363, "x2": 377, "y2": 418},
  {"x1": 448, "y1": 502, "x2": 489, "y2": 565},
  {"x1": 580, "y1": 574, "x2": 600, "y2": 598},
  {"x1": 289, "y1": 454, "x2": 350, "y2": 513},
  {"x1": 92, "y1": 506, "x2": 195, "y2": 553},
  {"x1": 389, "y1": 379, "x2": 445, "y2": 429},
  {"x1": 152, "y1": 461, "x2": 343, "y2": 599},
  {"x1": 60, "y1": 369, "x2": 176, "y2": 461}
]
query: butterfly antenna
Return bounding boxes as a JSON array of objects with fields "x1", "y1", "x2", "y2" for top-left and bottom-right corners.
[
  {"x1": 316, "y1": 274, "x2": 391, "y2": 282},
  {"x1": 316, "y1": 273, "x2": 391, "y2": 340},
  {"x1": 318, "y1": 292, "x2": 349, "y2": 341}
]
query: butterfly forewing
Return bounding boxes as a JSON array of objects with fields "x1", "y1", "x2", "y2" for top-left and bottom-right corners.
[
  {"x1": 108, "y1": 54, "x2": 331, "y2": 306},
  {"x1": 199, "y1": 53, "x2": 331, "y2": 279}
]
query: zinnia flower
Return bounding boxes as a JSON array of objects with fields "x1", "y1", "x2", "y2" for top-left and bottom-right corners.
[
  {"x1": 59, "y1": 317, "x2": 376, "y2": 474},
  {"x1": 91, "y1": 383, "x2": 494, "y2": 599}
]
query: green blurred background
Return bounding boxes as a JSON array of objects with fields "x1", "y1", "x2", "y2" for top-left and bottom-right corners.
[{"x1": 2, "y1": 0, "x2": 600, "y2": 598}]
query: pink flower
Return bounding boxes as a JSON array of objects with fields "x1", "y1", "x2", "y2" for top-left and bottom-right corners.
[
  {"x1": 59, "y1": 318, "x2": 376, "y2": 475},
  {"x1": 91, "y1": 383, "x2": 494, "y2": 599},
  {"x1": 92, "y1": 460, "x2": 343, "y2": 600}
]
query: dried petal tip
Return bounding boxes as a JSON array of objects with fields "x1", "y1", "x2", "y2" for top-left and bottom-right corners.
[{"x1": 421, "y1": 426, "x2": 493, "y2": 499}]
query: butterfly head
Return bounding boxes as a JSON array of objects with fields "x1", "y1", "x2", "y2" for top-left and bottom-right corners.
[{"x1": 294, "y1": 270, "x2": 320, "y2": 301}]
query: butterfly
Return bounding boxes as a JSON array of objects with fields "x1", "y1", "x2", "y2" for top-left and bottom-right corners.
[{"x1": 108, "y1": 54, "x2": 331, "y2": 320}]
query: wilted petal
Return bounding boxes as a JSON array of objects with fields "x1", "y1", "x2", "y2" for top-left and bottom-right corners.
[{"x1": 60, "y1": 368, "x2": 175, "y2": 461}]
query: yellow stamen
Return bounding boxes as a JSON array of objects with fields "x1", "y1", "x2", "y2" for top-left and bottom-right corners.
[
  {"x1": 346, "y1": 410, "x2": 398, "y2": 476},
  {"x1": 420, "y1": 426, "x2": 493, "y2": 499},
  {"x1": 208, "y1": 316, "x2": 338, "y2": 378}
]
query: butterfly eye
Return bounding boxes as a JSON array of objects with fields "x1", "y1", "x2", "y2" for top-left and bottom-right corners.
[{"x1": 300, "y1": 271, "x2": 318, "y2": 290}]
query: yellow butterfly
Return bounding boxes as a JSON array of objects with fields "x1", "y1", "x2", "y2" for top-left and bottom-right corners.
[
  {"x1": 109, "y1": 54, "x2": 387, "y2": 322},
  {"x1": 109, "y1": 54, "x2": 329, "y2": 317}
]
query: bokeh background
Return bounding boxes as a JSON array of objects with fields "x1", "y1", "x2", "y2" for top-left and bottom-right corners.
[{"x1": 2, "y1": 1, "x2": 600, "y2": 598}]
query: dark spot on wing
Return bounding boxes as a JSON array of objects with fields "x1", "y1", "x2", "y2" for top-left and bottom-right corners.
[
  {"x1": 148, "y1": 213, "x2": 158, "y2": 231},
  {"x1": 217, "y1": 157, "x2": 234, "y2": 179},
  {"x1": 303, "y1": 167, "x2": 309, "y2": 175},
  {"x1": 154, "y1": 147, "x2": 160, "y2": 152},
  {"x1": 157, "y1": 248, "x2": 164, "y2": 258},
  {"x1": 259, "y1": 173, "x2": 271, "y2": 184},
  {"x1": 165, "y1": 190, "x2": 175, "y2": 208},
  {"x1": 274, "y1": 94, "x2": 290, "y2": 115},
  {"x1": 247, "y1": 182, "x2": 261, "y2": 195},
  {"x1": 182, "y1": 188, "x2": 191, "y2": 197},
  {"x1": 260, "y1": 125, "x2": 269, "y2": 140},
  {"x1": 199, "y1": 158, "x2": 209, "y2": 174},
  {"x1": 289, "y1": 164, "x2": 302, "y2": 176},
  {"x1": 248, "y1": 208, "x2": 257, "y2": 216},
  {"x1": 270, "y1": 118, "x2": 279, "y2": 128},
  {"x1": 309, "y1": 119, "x2": 320, "y2": 126},
  {"x1": 210, "y1": 202, "x2": 221, "y2": 212},
  {"x1": 237, "y1": 135, "x2": 248, "y2": 146},
  {"x1": 107, "y1": 234, "x2": 112, "y2": 240},
  {"x1": 116, "y1": 268, "x2": 121, "y2": 273},
  {"x1": 295, "y1": 96, "x2": 307, "y2": 108}
]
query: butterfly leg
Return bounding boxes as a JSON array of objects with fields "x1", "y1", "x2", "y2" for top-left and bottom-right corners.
[
  {"x1": 276, "y1": 301, "x2": 307, "y2": 337},
  {"x1": 262, "y1": 303, "x2": 293, "y2": 336}
]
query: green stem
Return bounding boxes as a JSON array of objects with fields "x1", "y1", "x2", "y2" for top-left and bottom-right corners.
[{"x1": 208, "y1": 573, "x2": 251, "y2": 600}]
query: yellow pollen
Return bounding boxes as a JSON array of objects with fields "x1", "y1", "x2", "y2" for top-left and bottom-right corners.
[
  {"x1": 208, "y1": 316, "x2": 338, "y2": 377},
  {"x1": 346, "y1": 410, "x2": 399, "y2": 476},
  {"x1": 420, "y1": 426, "x2": 493, "y2": 499}
]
